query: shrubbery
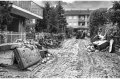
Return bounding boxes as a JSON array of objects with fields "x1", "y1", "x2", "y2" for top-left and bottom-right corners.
[{"x1": 89, "y1": 1, "x2": 120, "y2": 45}]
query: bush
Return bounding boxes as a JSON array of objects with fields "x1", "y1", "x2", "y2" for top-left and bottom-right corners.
[{"x1": 89, "y1": 8, "x2": 107, "y2": 40}]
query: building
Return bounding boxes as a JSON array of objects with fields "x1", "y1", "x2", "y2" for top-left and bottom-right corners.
[
  {"x1": 8, "y1": 1, "x2": 43, "y2": 33},
  {"x1": 65, "y1": 10, "x2": 92, "y2": 31},
  {"x1": 0, "y1": 1, "x2": 43, "y2": 43}
]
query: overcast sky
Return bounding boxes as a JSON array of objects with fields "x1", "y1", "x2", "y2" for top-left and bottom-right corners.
[{"x1": 33, "y1": 0, "x2": 113, "y2": 10}]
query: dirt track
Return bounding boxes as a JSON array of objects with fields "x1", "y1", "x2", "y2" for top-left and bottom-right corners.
[{"x1": 1, "y1": 38, "x2": 120, "y2": 78}]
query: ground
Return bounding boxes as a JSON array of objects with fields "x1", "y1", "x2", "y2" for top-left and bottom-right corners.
[{"x1": 0, "y1": 38, "x2": 120, "y2": 78}]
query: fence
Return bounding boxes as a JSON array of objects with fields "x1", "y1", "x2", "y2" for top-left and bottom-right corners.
[{"x1": 0, "y1": 31, "x2": 26, "y2": 44}]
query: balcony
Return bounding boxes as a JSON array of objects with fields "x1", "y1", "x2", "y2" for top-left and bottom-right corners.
[
  {"x1": 79, "y1": 19, "x2": 85, "y2": 22},
  {"x1": 11, "y1": 1, "x2": 43, "y2": 19}
]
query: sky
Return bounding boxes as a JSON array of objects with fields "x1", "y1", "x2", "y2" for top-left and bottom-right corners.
[{"x1": 33, "y1": 0, "x2": 113, "y2": 10}]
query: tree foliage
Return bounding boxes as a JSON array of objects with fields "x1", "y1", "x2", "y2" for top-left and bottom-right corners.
[
  {"x1": 49, "y1": 7, "x2": 58, "y2": 33},
  {"x1": 89, "y1": 1, "x2": 120, "y2": 45},
  {"x1": 44, "y1": 2, "x2": 52, "y2": 33},
  {"x1": 107, "y1": 1, "x2": 120, "y2": 26},
  {"x1": 35, "y1": 1, "x2": 67, "y2": 34},
  {"x1": 35, "y1": 19, "x2": 45, "y2": 32},
  {"x1": 55, "y1": 1, "x2": 67, "y2": 33},
  {"x1": 0, "y1": 1, "x2": 13, "y2": 31},
  {"x1": 106, "y1": 1, "x2": 120, "y2": 45},
  {"x1": 89, "y1": 8, "x2": 107, "y2": 38}
]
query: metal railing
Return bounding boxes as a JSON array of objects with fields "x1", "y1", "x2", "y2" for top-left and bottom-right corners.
[
  {"x1": 0, "y1": 31, "x2": 26, "y2": 44},
  {"x1": 11, "y1": 1, "x2": 43, "y2": 17}
]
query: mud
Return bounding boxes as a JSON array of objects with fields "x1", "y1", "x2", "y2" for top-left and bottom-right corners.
[{"x1": 0, "y1": 38, "x2": 120, "y2": 78}]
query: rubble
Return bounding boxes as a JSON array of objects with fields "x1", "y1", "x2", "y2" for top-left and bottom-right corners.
[
  {"x1": 93, "y1": 40, "x2": 109, "y2": 51},
  {"x1": 38, "y1": 33, "x2": 64, "y2": 49},
  {"x1": 0, "y1": 39, "x2": 54, "y2": 70},
  {"x1": 14, "y1": 45, "x2": 41, "y2": 69}
]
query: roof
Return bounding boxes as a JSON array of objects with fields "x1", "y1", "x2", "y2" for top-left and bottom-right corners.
[{"x1": 65, "y1": 10, "x2": 93, "y2": 16}]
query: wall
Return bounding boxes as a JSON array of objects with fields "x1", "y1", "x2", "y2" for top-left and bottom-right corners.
[
  {"x1": 8, "y1": 18, "x2": 19, "y2": 32},
  {"x1": 8, "y1": 13, "x2": 26, "y2": 33}
]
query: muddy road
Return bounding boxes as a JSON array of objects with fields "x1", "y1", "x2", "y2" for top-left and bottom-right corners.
[{"x1": 1, "y1": 38, "x2": 120, "y2": 78}]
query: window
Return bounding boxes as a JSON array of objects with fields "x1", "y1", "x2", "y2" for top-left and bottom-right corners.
[
  {"x1": 73, "y1": 23, "x2": 77, "y2": 26},
  {"x1": 73, "y1": 16, "x2": 77, "y2": 19},
  {"x1": 82, "y1": 22, "x2": 85, "y2": 26},
  {"x1": 69, "y1": 23, "x2": 72, "y2": 26},
  {"x1": 68, "y1": 16, "x2": 72, "y2": 19}
]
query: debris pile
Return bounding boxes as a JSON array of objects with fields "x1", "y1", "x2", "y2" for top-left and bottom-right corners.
[
  {"x1": 1, "y1": 38, "x2": 120, "y2": 78},
  {"x1": 0, "y1": 40, "x2": 53, "y2": 70},
  {"x1": 38, "y1": 33, "x2": 65, "y2": 49},
  {"x1": 33, "y1": 38, "x2": 120, "y2": 78}
]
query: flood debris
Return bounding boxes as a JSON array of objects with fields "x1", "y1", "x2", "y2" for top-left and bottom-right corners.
[
  {"x1": 14, "y1": 45, "x2": 42, "y2": 70},
  {"x1": 93, "y1": 40, "x2": 109, "y2": 51},
  {"x1": 76, "y1": 30, "x2": 86, "y2": 39},
  {"x1": 0, "y1": 50, "x2": 14, "y2": 65},
  {"x1": 38, "y1": 33, "x2": 64, "y2": 49},
  {"x1": 0, "y1": 38, "x2": 120, "y2": 78},
  {"x1": 87, "y1": 32, "x2": 115, "y2": 52},
  {"x1": 0, "y1": 40, "x2": 53, "y2": 70}
]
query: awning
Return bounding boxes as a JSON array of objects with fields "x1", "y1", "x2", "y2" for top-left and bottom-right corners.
[{"x1": 11, "y1": 5, "x2": 43, "y2": 19}]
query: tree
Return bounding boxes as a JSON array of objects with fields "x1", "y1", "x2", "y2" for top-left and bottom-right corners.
[
  {"x1": 107, "y1": 1, "x2": 120, "y2": 26},
  {"x1": 89, "y1": 8, "x2": 107, "y2": 38},
  {"x1": 35, "y1": 2, "x2": 52, "y2": 33},
  {"x1": 44, "y1": 2, "x2": 52, "y2": 33},
  {"x1": 35, "y1": 1, "x2": 67, "y2": 34},
  {"x1": 49, "y1": 7, "x2": 58, "y2": 33},
  {"x1": 106, "y1": 1, "x2": 120, "y2": 45},
  {"x1": 55, "y1": 1, "x2": 67, "y2": 33},
  {"x1": 0, "y1": 1, "x2": 13, "y2": 31},
  {"x1": 35, "y1": 19, "x2": 45, "y2": 32}
]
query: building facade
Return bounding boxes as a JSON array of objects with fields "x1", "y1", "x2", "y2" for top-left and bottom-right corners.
[
  {"x1": 0, "y1": 1, "x2": 43, "y2": 43},
  {"x1": 8, "y1": 1, "x2": 43, "y2": 33},
  {"x1": 65, "y1": 10, "x2": 92, "y2": 30}
]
